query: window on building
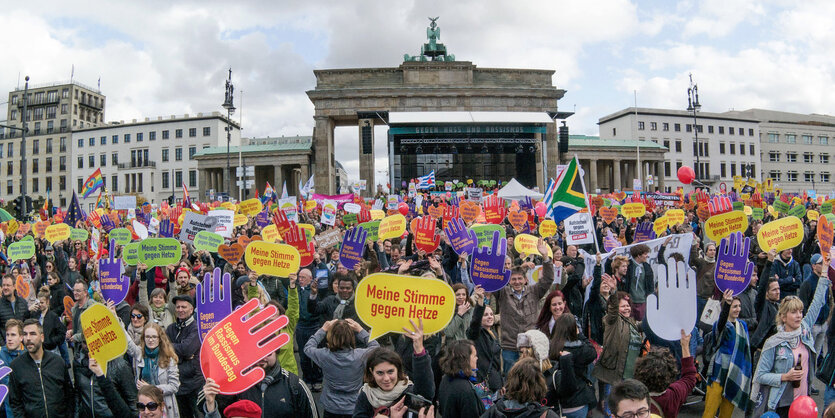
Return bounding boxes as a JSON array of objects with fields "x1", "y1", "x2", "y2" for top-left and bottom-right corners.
[
  {"x1": 731, "y1": 164, "x2": 737, "y2": 176},
  {"x1": 686, "y1": 124, "x2": 692, "y2": 133},
  {"x1": 7, "y1": 144, "x2": 12, "y2": 158},
  {"x1": 740, "y1": 143, "x2": 746, "y2": 155},
  {"x1": 770, "y1": 171, "x2": 781, "y2": 181},
  {"x1": 138, "y1": 173, "x2": 143, "y2": 193},
  {"x1": 749, "y1": 128, "x2": 755, "y2": 136},
  {"x1": 6, "y1": 180, "x2": 10, "y2": 195},
  {"x1": 45, "y1": 157, "x2": 52, "y2": 173},
  {"x1": 821, "y1": 136, "x2": 829, "y2": 145},
  {"x1": 675, "y1": 140, "x2": 682, "y2": 152},
  {"x1": 32, "y1": 178, "x2": 38, "y2": 193},
  {"x1": 729, "y1": 127, "x2": 735, "y2": 135},
  {"x1": 612, "y1": 128, "x2": 616, "y2": 136},
  {"x1": 88, "y1": 155, "x2": 95, "y2": 167},
  {"x1": 162, "y1": 149, "x2": 169, "y2": 162},
  {"x1": 718, "y1": 126, "x2": 725, "y2": 134},
  {"x1": 804, "y1": 172, "x2": 815, "y2": 182},
  {"x1": 203, "y1": 127, "x2": 211, "y2": 136},
  {"x1": 803, "y1": 135, "x2": 813, "y2": 144},
  {"x1": 767, "y1": 133, "x2": 778, "y2": 143},
  {"x1": 149, "y1": 131, "x2": 156, "y2": 141},
  {"x1": 175, "y1": 148, "x2": 182, "y2": 161},
  {"x1": 787, "y1": 171, "x2": 798, "y2": 182},
  {"x1": 674, "y1": 123, "x2": 681, "y2": 132},
  {"x1": 188, "y1": 128, "x2": 197, "y2": 137},
  {"x1": 662, "y1": 122, "x2": 669, "y2": 131},
  {"x1": 59, "y1": 156, "x2": 66, "y2": 172},
  {"x1": 98, "y1": 136, "x2": 104, "y2": 146},
  {"x1": 111, "y1": 135, "x2": 117, "y2": 144},
  {"x1": 175, "y1": 170, "x2": 183, "y2": 187},
  {"x1": 720, "y1": 163, "x2": 727, "y2": 177},
  {"x1": 647, "y1": 122, "x2": 655, "y2": 131},
  {"x1": 189, "y1": 170, "x2": 197, "y2": 188},
  {"x1": 78, "y1": 138, "x2": 84, "y2": 148},
  {"x1": 137, "y1": 133, "x2": 143, "y2": 142},
  {"x1": 32, "y1": 159, "x2": 38, "y2": 173},
  {"x1": 770, "y1": 152, "x2": 780, "y2": 162},
  {"x1": 162, "y1": 171, "x2": 170, "y2": 189},
  {"x1": 663, "y1": 140, "x2": 670, "y2": 150},
  {"x1": 124, "y1": 133, "x2": 131, "y2": 143},
  {"x1": 188, "y1": 146, "x2": 196, "y2": 160},
  {"x1": 89, "y1": 137, "x2": 94, "y2": 147},
  {"x1": 32, "y1": 139, "x2": 39, "y2": 155},
  {"x1": 77, "y1": 156, "x2": 83, "y2": 169},
  {"x1": 45, "y1": 139, "x2": 52, "y2": 153},
  {"x1": 749, "y1": 144, "x2": 755, "y2": 155},
  {"x1": 787, "y1": 152, "x2": 797, "y2": 162},
  {"x1": 719, "y1": 142, "x2": 725, "y2": 154},
  {"x1": 708, "y1": 125, "x2": 714, "y2": 134},
  {"x1": 112, "y1": 175, "x2": 118, "y2": 192},
  {"x1": 175, "y1": 129, "x2": 183, "y2": 138},
  {"x1": 664, "y1": 161, "x2": 671, "y2": 176},
  {"x1": 822, "y1": 154, "x2": 830, "y2": 164},
  {"x1": 162, "y1": 130, "x2": 170, "y2": 140},
  {"x1": 5, "y1": 162, "x2": 11, "y2": 176},
  {"x1": 822, "y1": 173, "x2": 831, "y2": 183},
  {"x1": 729, "y1": 143, "x2": 735, "y2": 155},
  {"x1": 100, "y1": 154, "x2": 106, "y2": 167},
  {"x1": 786, "y1": 134, "x2": 796, "y2": 143}
]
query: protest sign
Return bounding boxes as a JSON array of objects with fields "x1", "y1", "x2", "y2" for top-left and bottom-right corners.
[
  {"x1": 565, "y1": 212, "x2": 595, "y2": 245},
  {"x1": 137, "y1": 238, "x2": 181, "y2": 268},
  {"x1": 254, "y1": 211, "x2": 270, "y2": 228},
  {"x1": 233, "y1": 214, "x2": 248, "y2": 227},
  {"x1": 321, "y1": 200, "x2": 337, "y2": 226},
  {"x1": 444, "y1": 218, "x2": 477, "y2": 256},
  {"x1": 194, "y1": 231, "x2": 224, "y2": 253},
  {"x1": 822, "y1": 202, "x2": 833, "y2": 215},
  {"x1": 819, "y1": 216, "x2": 834, "y2": 257},
  {"x1": 278, "y1": 197, "x2": 298, "y2": 222},
  {"x1": 359, "y1": 220, "x2": 381, "y2": 244},
  {"x1": 470, "y1": 231, "x2": 511, "y2": 292},
  {"x1": 471, "y1": 224, "x2": 506, "y2": 248},
  {"x1": 714, "y1": 232, "x2": 754, "y2": 296},
  {"x1": 387, "y1": 195, "x2": 399, "y2": 210},
  {"x1": 539, "y1": 219, "x2": 557, "y2": 237},
  {"x1": 788, "y1": 205, "x2": 806, "y2": 219},
  {"x1": 342, "y1": 213, "x2": 358, "y2": 226},
  {"x1": 261, "y1": 224, "x2": 281, "y2": 243},
  {"x1": 218, "y1": 243, "x2": 245, "y2": 264},
  {"x1": 339, "y1": 227, "x2": 367, "y2": 270},
  {"x1": 355, "y1": 273, "x2": 455, "y2": 340},
  {"x1": 179, "y1": 211, "x2": 219, "y2": 243},
  {"x1": 109, "y1": 228, "x2": 132, "y2": 245},
  {"x1": 427, "y1": 205, "x2": 443, "y2": 219},
  {"x1": 507, "y1": 210, "x2": 528, "y2": 232},
  {"x1": 603, "y1": 230, "x2": 619, "y2": 252},
  {"x1": 653, "y1": 216, "x2": 668, "y2": 236},
  {"x1": 704, "y1": 211, "x2": 748, "y2": 242},
  {"x1": 316, "y1": 228, "x2": 342, "y2": 250},
  {"x1": 200, "y1": 299, "x2": 290, "y2": 394},
  {"x1": 808, "y1": 210, "x2": 820, "y2": 221},
  {"x1": 239, "y1": 198, "x2": 263, "y2": 216},
  {"x1": 732, "y1": 201, "x2": 744, "y2": 211},
  {"x1": 63, "y1": 296, "x2": 74, "y2": 316},
  {"x1": 113, "y1": 195, "x2": 137, "y2": 210},
  {"x1": 132, "y1": 220, "x2": 149, "y2": 240},
  {"x1": 45, "y1": 223, "x2": 71, "y2": 243},
  {"x1": 34, "y1": 221, "x2": 49, "y2": 238},
  {"x1": 344, "y1": 203, "x2": 361, "y2": 214},
  {"x1": 123, "y1": 242, "x2": 140, "y2": 265},
  {"x1": 7, "y1": 240, "x2": 34, "y2": 261},
  {"x1": 459, "y1": 201, "x2": 481, "y2": 224},
  {"x1": 14, "y1": 275, "x2": 30, "y2": 299},
  {"x1": 752, "y1": 207, "x2": 764, "y2": 220},
  {"x1": 297, "y1": 223, "x2": 315, "y2": 240},
  {"x1": 646, "y1": 260, "x2": 697, "y2": 341},
  {"x1": 621, "y1": 202, "x2": 646, "y2": 218},
  {"x1": 379, "y1": 214, "x2": 406, "y2": 240},
  {"x1": 773, "y1": 200, "x2": 790, "y2": 214},
  {"x1": 81, "y1": 304, "x2": 128, "y2": 375},
  {"x1": 757, "y1": 216, "x2": 804, "y2": 252},
  {"x1": 666, "y1": 209, "x2": 685, "y2": 227},
  {"x1": 414, "y1": 216, "x2": 440, "y2": 253},
  {"x1": 370, "y1": 209, "x2": 386, "y2": 220},
  {"x1": 207, "y1": 210, "x2": 235, "y2": 237},
  {"x1": 514, "y1": 234, "x2": 553, "y2": 258},
  {"x1": 283, "y1": 225, "x2": 315, "y2": 267},
  {"x1": 99, "y1": 240, "x2": 128, "y2": 304},
  {"x1": 599, "y1": 207, "x2": 618, "y2": 224},
  {"x1": 70, "y1": 228, "x2": 89, "y2": 241},
  {"x1": 196, "y1": 268, "x2": 233, "y2": 341},
  {"x1": 244, "y1": 241, "x2": 300, "y2": 277}
]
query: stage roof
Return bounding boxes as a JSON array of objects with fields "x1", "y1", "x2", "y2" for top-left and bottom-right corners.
[{"x1": 389, "y1": 111, "x2": 554, "y2": 124}]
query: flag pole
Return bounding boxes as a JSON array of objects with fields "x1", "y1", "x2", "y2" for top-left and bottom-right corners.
[{"x1": 575, "y1": 154, "x2": 600, "y2": 253}]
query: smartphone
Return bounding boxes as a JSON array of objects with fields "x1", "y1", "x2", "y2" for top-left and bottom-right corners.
[{"x1": 404, "y1": 392, "x2": 432, "y2": 413}]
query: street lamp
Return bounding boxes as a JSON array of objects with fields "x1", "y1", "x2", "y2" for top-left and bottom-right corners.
[
  {"x1": 1, "y1": 76, "x2": 30, "y2": 219},
  {"x1": 686, "y1": 73, "x2": 701, "y2": 181},
  {"x1": 222, "y1": 68, "x2": 236, "y2": 201}
]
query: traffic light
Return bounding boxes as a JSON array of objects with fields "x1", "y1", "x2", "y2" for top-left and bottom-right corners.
[
  {"x1": 13, "y1": 196, "x2": 23, "y2": 219},
  {"x1": 24, "y1": 196, "x2": 32, "y2": 215}
]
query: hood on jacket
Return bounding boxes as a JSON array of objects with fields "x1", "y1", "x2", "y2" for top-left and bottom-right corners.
[{"x1": 492, "y1": 399, "x2": 551, "y2": 418}]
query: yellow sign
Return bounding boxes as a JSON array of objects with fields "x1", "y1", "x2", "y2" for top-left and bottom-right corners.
[
  {"x1": 621, "y1": 202, "x2": 646, "y2": 219},
  {"x1": 704, "y1": 211, "x2": 749, "y2": 242},
  {"x1": 378, "y1": 214, "x2": 406, "y2": 240},
  {"x1": 538, "y1": 219, "x2": 557, "y2": 237},
  {"x1": 244, "y1": 241, "x2": 300, "y2": 277},
  {"x1": 80, "y1": 304, "x2": 128, "y2": 375},
  {"x1": 665, "y1": 209, "x2": 685, "y2": 227},
  {"x1": 261, "y1": 224, "x2": 281, "y2": 243},
  {"x1": 733, "y1": 176, "x2": 744, "y2": 191},
  {"x1": 808, "y1": 210, "x2": 820, "y2": 221},
  {"x1": 298, "y1": 223, "x2": 316, "y2": 238},
  {"x1": 220, "y1": 202, "x2": 237, "y2": 211},
  {"x1": 370, "y1": 209, "x2": 386, "y2": 220},
  {"x1": 304, "y1": 200, "x2": 318, "y2": 212},
  {"x1": 765, "y1": 178, "x2": 774, "y2": 192},
  {"x1": 44, "y1": 223, "x2": 71, "y2": 243},
  {"x1": 6, "y1": 219, "x2": 19, "y2": 236},
  {"x1": 743, "y1": 206, "x2": 753, "y2": 216},
  {"x1": 239, "y1": 198, "x2": 263, "y2": 216},
  {"x1": 355, "y1": 273, "x2": 456, "y2": 340},
  {"x1": 233, "y1": 214, "x2": 248, "y2": 227},
  {"x1": 757, "y1": 216, "x2": 804, "y2": 252},
  {"x1": 513, "y1": 234, "x2": 553, "y2": 258},
  {"x1": 653, "y1": 216, "x2": 668, "y2": 235}
]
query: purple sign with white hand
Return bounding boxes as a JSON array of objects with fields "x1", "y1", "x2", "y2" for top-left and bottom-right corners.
[
  {"x1": 0, "y1": 366, "x2": 10, "y2": 406},
  {"x1": 339, "y1": 226, "x2": 367, "y2": 271},
  {"x1": 633, "y1": 221, "x2": 656, "y2": 243},
  {"x1": 255, "y1": 210, "x2": 270, "y2": 228},
  {"x1": 603, "y1": 230, "x2": 619, "y2": 252},
  {"x1": 469, "y1": 231, "x2": 511, "y2": 292},
  {"x1": 99, "y1": 239, "x2": 129, "y2": 304},
  {"x1": 196, "y1": 267, "x2": 233, "y2": 341},
  {"x1": 444, "y1": 217, "x2": 477, "y2": 256},
  {"x1": 101, "y1": 215, "x2": 116, "y2": 233},
  {"x1": 714, "y1": 231, "x2": 754, "y2": 296}
]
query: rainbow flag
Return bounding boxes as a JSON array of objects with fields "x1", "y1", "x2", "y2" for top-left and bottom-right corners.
[{"x1": 81, "y1": 168, "x2": 103, "y2": 199}]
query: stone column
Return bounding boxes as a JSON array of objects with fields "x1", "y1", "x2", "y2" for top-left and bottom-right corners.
[
  {"x1": 535, "y1": 141, "x2": 544, "y2": 191},
  {"x1": 546, "y1": 122, "x2": 559, "y2": 169},
  {"x1": 199, "y1": 168, "x2": 208, "y2": 197},
  {"x1": 589, "y1": 159, "x2": 598, "y2": 192},
  {"x1": 359, "y1": 119, "x2": 375, "y2": 197},
  {"x1": 656, "y1": 161, "x2": 665, "y2": 192},
  {"x1": 613, "y1": 159, "x2": 622, "y2": 191},
  {"x1": 313, "y1": 116, "x2": 335, "y2": 195},
  {"x1": 299, "y1": 161, "x2": 310, "y2": 193},
  {"x1": 274, "y1": 164, "x2": 283, "y2": 193}
]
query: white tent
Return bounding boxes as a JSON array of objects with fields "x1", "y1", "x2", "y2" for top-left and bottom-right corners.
[{"x1": 496, "y1": 178, "x2": 544, "y2": 201}]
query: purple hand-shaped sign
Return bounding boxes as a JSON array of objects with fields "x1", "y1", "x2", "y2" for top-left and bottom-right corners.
[
  {"x1": 101, "y1": 215, "x2": 116, "y2": 233},
  {"x1": 158, "y1": 218, "x2": 174, "y2": 238},
  {"x1": 196, "y1": 267, "x2": 233, "y2": 341},
  {"x1": 603, "y1": 230, "x2": 619, "y2": 252},
  {"x1": 469, "y1": 231, "x2": 511, "y2": 292},
  {"x1": 444, "y1": 217, "x2": 477, "y2": 256},
  {"x1": 0, "y1": 366, "x2": 10, "y2": 406},
  {"x1": 633, "y1": 221, "x2": 656, "y2": 243},
  {"x1": 714, "y1": 231, "x2": 754, "y2": 296},
  {"x1": 339, "y1": 226, "x2": 367, "y2": 271},
  {"x1": 99, "y1": 239, "x2": 129, "y2": 304},
  {"x1": 255, "y1": 210, "x2": 270, "y2": 228}
]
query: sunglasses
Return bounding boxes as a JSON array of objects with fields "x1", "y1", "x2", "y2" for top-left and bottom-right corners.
[
  {"x1": 131, "y1": 313, "x2": 144, "y2": 319},
  {"x1": 136, "y1": 401, "x2": 159, "y2": 411}
]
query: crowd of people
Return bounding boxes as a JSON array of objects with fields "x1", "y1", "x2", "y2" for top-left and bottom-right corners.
[{"x1": 0, "y1": 186, "x2": 834, "y2": 418}]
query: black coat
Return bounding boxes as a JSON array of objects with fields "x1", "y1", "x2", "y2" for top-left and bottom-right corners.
[
  {"x1": 0, "y1": 295, "x2": 29, "y2": 344},
  {"x1": 552, "y1": 340, "x2": 597, "y2": 409},
  {"x1": 39, "y1": 310, "x2": 65, "y2": 351},
  {"x1": 211, "y1": 365, "x2": 317, "y2": 418},
  {"x1": 582, "y1": 266, "x2": 608, "y2": 344},
  {"x1": 74, "y1": 356, "x2": 137, "y2": 418},
  {"x1": 468, "y1": 303, "x2": 503, "y2": 392},
  {"x1": 481, "y1": 399, "x2": 560, "y2": 418},
  {"x1": 438, "y1": 375, "x2": 485, "y2": 418},
  {"x1": 353, "y1": 352, "x2": 435, "y2": 418},
  {"x1": 165, "y1": 316, "x2": 204, "y2": 395},
  {"x1": 48, "y1": 280, "x2": 70, "y2": 315},
  {"x1": 9, "y1": 350, "x2": 75, "y2": 418},
  {"x1": 560, "y1": 256, "x2": 586, "y2": 316},
  {"x1": 307, "y1": 293, "x2": 361, "y2": 323}
]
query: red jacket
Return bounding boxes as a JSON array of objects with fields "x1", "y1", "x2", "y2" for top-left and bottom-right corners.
[{"x1": 650, "y1": 356, "x2": 698, "y2": 418}]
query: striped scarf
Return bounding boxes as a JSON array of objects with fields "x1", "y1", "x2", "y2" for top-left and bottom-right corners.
[{"x1": 709, "y1": 319, "x2": 753, "y2": 411}]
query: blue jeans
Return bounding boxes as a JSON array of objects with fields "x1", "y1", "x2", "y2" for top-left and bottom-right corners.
[
  {"x1": 825, "y1": 385, "x2": 835, "y2": 412},
  {"x1": 502, "y1": 350, "x2": 519, "y2": 374},
  {"x1": 562, "y1": 405, "x2": 588, "y2": 418}
]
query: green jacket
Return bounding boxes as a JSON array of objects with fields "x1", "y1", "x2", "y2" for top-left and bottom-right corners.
[{"x1": 278, "y1": 286, "x2": 300, "y2": 374}]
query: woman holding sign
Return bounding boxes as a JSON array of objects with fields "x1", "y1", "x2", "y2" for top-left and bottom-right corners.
[
  {"x1": 354, "y1": 319, "x2": 435, "y2": 418},
  {"x1": 467, "y1": 285, "x2": 503, "y2": 395},
  {"x1": 124, "y1": 322, "x2": 181, "y2": 417},
  {"x1": 752, "y1": 259, "x2": 831, "y2": 416},
  {"x1": 139, "y1": 275, "x2": 175, "y2": 328}
]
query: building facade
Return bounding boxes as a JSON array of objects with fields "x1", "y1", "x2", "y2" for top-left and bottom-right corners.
[
  {"x1": 598, "y1": 107, "x2": 760, "y2": 191},
  {"x1": 567, "y1": 135, "x2": 668, "y2": 193},
  {"x1": 4, "y1": 80, "x2": 106, "y2": 207},
  {"x1": 72, "y1": 112, "x2": 240, "y2": 209},
  {"x1": 725, "y1": 109, "x2": 835, "y2": 194}
]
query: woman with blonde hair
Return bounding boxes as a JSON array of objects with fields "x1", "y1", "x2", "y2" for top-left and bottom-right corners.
[
  {"x1": 752, "y1": 262, "x2": 830, "y2": 417},
  {"x1": 124, "y1": 321, "x2": 181, "y2": 417},
  {"x1": 137, "y1": 384, "x2": 167, "y2": 418}
]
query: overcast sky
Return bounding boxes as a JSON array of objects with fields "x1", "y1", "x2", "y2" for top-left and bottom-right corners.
[{"x1": 3, "y1": 0, "x2": 834, "y2": 186}]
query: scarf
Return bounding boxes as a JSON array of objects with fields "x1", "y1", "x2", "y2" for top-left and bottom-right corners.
[
  {"x1": 360, "y1": 378, "x2": 412, "y2": 409},
  {"x1": 246, "y1": 283, "x2": 261, "y2": 301},
  {"x1": 333, "y1": 294, "x2": 355, "y2": 319},
  {"x1": 750, "y1": 326, "x2": 802, "y2": 406},
  {"x1": 128, "y1": 324, "x2": 144, "y2": 345},
  {"x1": 710, "y1": 319, "x2": 753, "y2": 411},
  {"x1": 151, "y1": 304, "x2": 167, "y2": 319},
  {"x1": 142, "y1": 346, "x2": 160, "y2": 385}
]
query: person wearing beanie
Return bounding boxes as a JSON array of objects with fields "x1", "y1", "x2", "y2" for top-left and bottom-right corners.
[
  {"x1": 223, "y1": 399, "x2": 262, "y2": 418},
  {"x1": 517, "y1": 329, "x2": 551, "y2": 371}
]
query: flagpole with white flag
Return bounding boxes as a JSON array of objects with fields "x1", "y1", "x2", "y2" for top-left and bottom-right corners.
[{"x1": 575, "y1": 154, "x2": 600, "y2": 253}]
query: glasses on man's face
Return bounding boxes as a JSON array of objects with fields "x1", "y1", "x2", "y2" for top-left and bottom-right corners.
[
  {"x1": 136, "y1": 402, "x2": 159, "y2": 412},
  {"x1": 615, "y1": 408, "x2": 650, "y2": 418}
]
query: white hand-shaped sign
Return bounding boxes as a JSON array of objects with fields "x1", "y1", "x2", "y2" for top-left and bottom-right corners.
[{"x1": 646, "y1": 258, "x2": 697, "y2": 341}]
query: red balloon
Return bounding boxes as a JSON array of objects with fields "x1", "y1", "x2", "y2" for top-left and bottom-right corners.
[
  {"x1": 398, "y1": 202, "x2": 409, "y2": 216},
  {"x1": 677, "y1": 166, "x2": 695, "y2": 185},
  {"x1": 788, "y1": 395, "x2": 817, "y2": 418}
]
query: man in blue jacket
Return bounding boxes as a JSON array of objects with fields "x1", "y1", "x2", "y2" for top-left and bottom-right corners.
[{"x1": 770, "y1": 248, "x2": 803, "y2": 298}]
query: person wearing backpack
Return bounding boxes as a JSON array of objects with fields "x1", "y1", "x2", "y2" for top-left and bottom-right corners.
[{"x1": 543, "y1": 314, "x2": 596, "y2": 418}]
